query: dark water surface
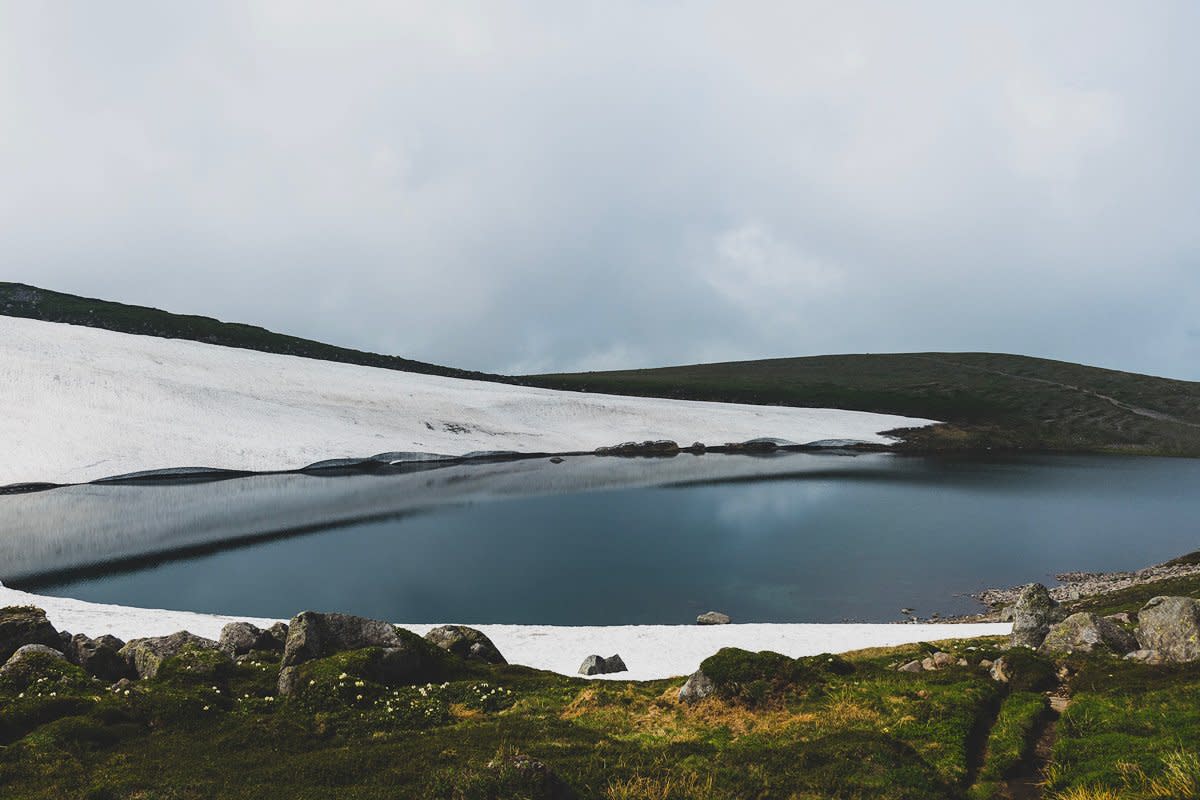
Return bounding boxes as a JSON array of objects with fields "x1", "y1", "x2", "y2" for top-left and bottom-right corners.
[{"x1": 7, "y1": 453, "x2": 1199, "y2": 624}]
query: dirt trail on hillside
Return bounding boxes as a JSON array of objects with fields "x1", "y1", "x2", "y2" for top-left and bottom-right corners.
[
  {"x1": 918, "y1": 356, "x2": 1200, "y2": 430},
  {"x1": 1004, "y1": 692, "x2": 1070, "y2": 800}
]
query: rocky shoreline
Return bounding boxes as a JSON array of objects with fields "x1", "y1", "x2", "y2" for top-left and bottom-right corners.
[{"x1": 946, "y1": 550, "x2": 1200, "y2": 623}]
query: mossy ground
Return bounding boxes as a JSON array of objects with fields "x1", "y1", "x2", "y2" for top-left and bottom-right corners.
[{"x1": 2, "y1": 635, "x2": 1195, "y2": 799}]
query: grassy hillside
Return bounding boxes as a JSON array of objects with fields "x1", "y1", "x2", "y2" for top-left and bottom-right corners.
[
  {"x1": 526, "y1": 354, "x2": 1200, "y2": 456},
  {"x1": 0, "y1": 282, "x2": 498, "y2": 382}
]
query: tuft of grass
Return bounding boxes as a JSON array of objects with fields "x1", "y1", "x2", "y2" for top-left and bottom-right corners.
[
  {"x1": 605, "y1": 771, "x2": 716, "y2": 800},
  {"x1": 1050, "y1": 786, "x2": 1124, "y2": 800}
]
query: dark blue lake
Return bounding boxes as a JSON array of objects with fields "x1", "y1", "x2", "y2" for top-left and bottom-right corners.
[{"x1": 5, "y1": 453, "x2": 1198, "y2": 624}]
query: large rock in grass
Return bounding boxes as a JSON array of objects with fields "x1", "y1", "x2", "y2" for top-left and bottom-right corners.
[
  {"x1": 278, "y1": 611, "x2": 424, "y2": 695},
  {"x1": 66, "y1": 634, "x2": 130, "y2": 681},
  {"x1": 0, "y1": 606, "x2": 63, "y2": 663},
  {"x1": 119, "y1": 631, "x2": 222, "y2": 679},
  {"x1": 485, "y1": 753, "x2": 577, "y2": 800},
  {"x1": 424, "y1": 625, "x2": 506, "y2": 664},
  {"x1": 0, "y1": 644, "x2": 66, "y2": 675},
  {"x1": 219, "y1": 621, "x2": 288, "y2": 656},
  {"x1": 1135, "y1": 596, "x2": 1200, "y2": 663},
  {"x1": 678, "y1": 669, "x2": 715, "y2": 703},
  {"x1": 1038, "y1": 612, "x2": 1138, "y2": 656},
  {"x1": 280, "y1": 612, "x2": 403, "y2": 669},
  {"x1": 1010, "y1": 584, "x2": 1065, "y2": 649}
]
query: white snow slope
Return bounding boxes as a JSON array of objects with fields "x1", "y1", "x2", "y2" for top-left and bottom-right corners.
[
  {"x1": 0, "y1": 583, "x2": 1010, "y2": 681},
  {"x1": 0, "y1": 316, "x2": 937, "y2": 486}
]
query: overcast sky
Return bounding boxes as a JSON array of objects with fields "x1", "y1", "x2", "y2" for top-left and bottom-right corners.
[{"x1": 3, "y1": 2, "x2": 1199, "y2": 379}]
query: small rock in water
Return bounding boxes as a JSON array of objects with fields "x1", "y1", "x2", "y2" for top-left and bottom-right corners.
[
  {"x1": 549, "y1": 456, "x2": 564, "y2": 464},
  {"x1": 696, "y1": 611, "x2": 731, "y2": 625},
  {"x1": 899, "y1": 608, "x2": 914, "y2": 616}
]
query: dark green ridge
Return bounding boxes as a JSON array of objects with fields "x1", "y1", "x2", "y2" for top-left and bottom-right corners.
[
  {"x1": 6, "y1": 282, "x2": 1200, "y2": 456},
  {"x1": 526, "y1": 353, "x2": 1200, "y2": 456},
  {"x1": 0, "y1": 282, "x2": 502, "y2": 383}
]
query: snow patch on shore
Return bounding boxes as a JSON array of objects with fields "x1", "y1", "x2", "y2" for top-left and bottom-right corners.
[
  {"x1": 0, "y1": 316, "x2": 937, "y2": 486},
  {"x1": 0, "y1": 583, "x2": 1009, "y2": 681}
]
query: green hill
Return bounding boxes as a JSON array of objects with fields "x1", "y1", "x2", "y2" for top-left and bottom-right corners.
[
  {"x1": 525, "y1": 353, "x2": 1200, "y2": 456},
  {"x1": 0, "y1": 282, "x2": 499, "y2": 382}
]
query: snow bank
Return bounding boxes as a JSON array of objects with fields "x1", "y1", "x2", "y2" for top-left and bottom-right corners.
[
  {"x1": 0, "y1": 583, "x2": 1009, "y2": 681},
  {"x1": 0, "y1": 316, "x2": 936, "y2": 486}
]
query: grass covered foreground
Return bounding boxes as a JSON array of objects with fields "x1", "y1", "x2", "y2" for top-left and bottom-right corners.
[{"x1": 1, "y1": 624, "x2": 1198, "y2": 800}]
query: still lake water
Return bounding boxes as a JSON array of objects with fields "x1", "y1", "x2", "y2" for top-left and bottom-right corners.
[{"x1": 7, "y1": 453, "x2": 1199, "y2": 624}]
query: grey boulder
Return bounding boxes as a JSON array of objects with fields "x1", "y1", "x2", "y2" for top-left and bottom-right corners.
[
  {"x1": 1124, "y1": 649, "x2": 1165, "y2": 665},
  {"x1": 119, "y1": 631, "x2": 222, "y2": 679},
  {"x1": 1039, "y1": 612, "x2": 1139, "y2": 656},
  {"x1": 66, "y1": 634, "x2": 130, "y2": 681},
  {"x1": 219, "y1": 621, "x2": 288, "y2": 656},
  {"x1": 1135, "y1": 596, "x2": 1200, "y2": 663},
  {"x1": 0, "y1": 643, "x2": 66, "y2": 675},
  {"x1": 578, "y1": 654, "x2": 627, "y2": 676},
  {"x1": 696, "y1": 611, "x2": 732, "y2": 625},
  {"x1": 424, "y1": 625, "x2": 506, "y2": 664},
  {"x1": 0, "y1": 606, "x2": 63, "y2": 663},
  {"x1": 280, "y1": 612, "x2": 403, "y2": 669},
  {"x1": 1010, "y1": 583, "x2": 1065, "y2": 649},
  {"x1": 278, "y1": 611, "x2": 408, "y2": 695},
  {"x1": 678, "y1": 669, "x2": 715, "y2": 703}
]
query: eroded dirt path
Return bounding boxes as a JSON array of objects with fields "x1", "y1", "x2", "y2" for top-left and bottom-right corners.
[{"x1": 1004, "y1": 692, "x2": 1070, "y2": 800}]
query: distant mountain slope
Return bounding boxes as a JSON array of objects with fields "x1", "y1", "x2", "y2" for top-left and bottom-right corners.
[
  {"x1": 0, "y1": 282, "x2": 498, "y2": 382},
  {"x1": 526, "y1": 353, "x2": 1200, "y2": 456}
]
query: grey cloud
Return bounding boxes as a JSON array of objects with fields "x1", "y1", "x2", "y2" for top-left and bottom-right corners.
[{"x1": 2, "y1": 2, "x2": 1198, "y2": 379}]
